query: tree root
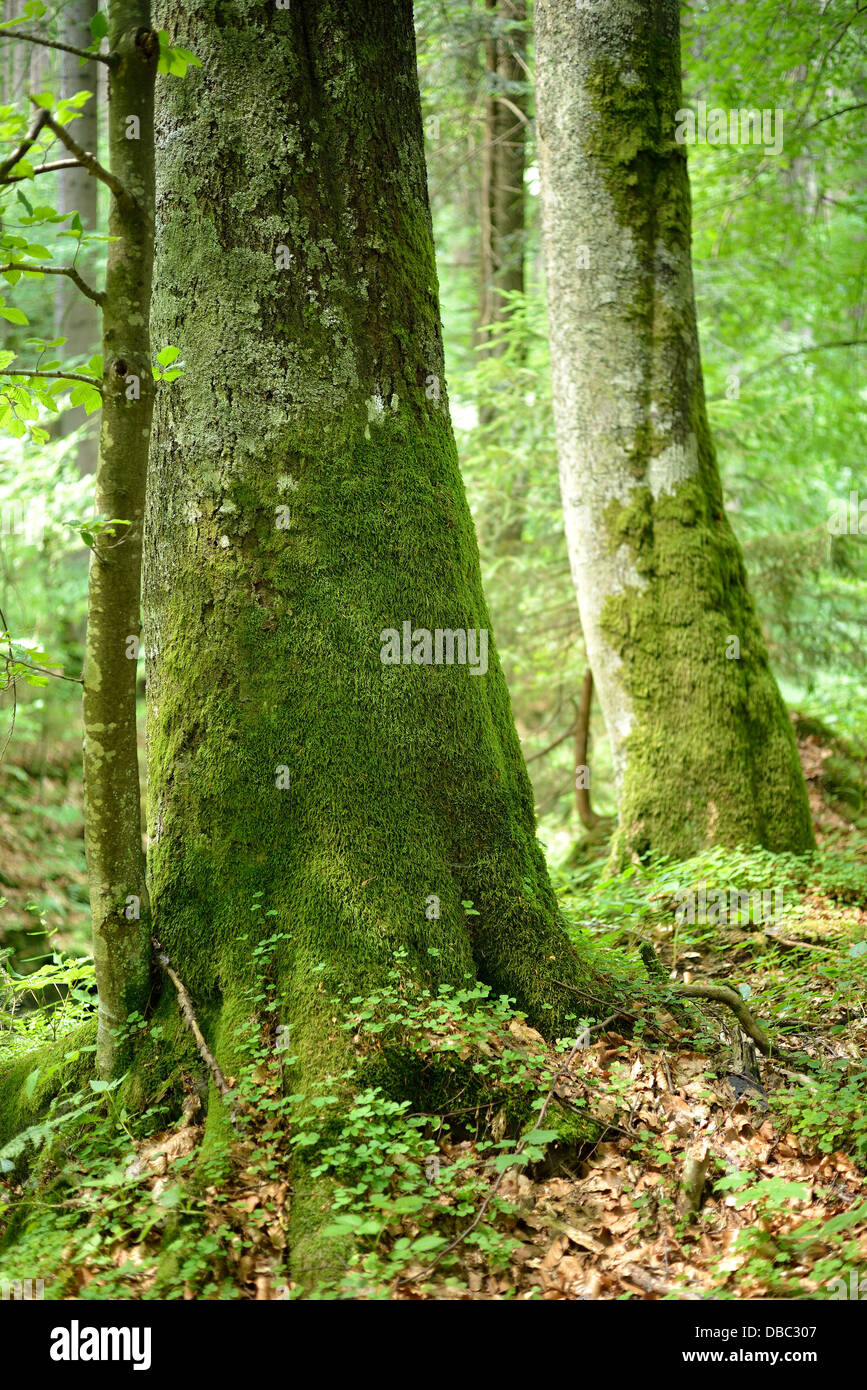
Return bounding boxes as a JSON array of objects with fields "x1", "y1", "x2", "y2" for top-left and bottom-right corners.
[
  {"x1": 673, "y1": 982, "x2": 771, "y2": 1055},
  {"x1": 639, "y1": 940, "x2": 772, "y2": 1054}
]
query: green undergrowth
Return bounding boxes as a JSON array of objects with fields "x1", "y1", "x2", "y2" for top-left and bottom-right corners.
[
  {"x1": 706, "y1": 1171, "x2": 867, "y2": 1298},
  {"x1": 557, "y1": 840, "x2": 867, "y2": 930},
  {"x1": 772, "y1": 1065, "x2": 867, "y2": 1171},
  {"x1": 0, "y1": 940, "x2": 613, "y2": 1299}
]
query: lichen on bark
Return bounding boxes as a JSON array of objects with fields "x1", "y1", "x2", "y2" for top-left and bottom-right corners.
[
  {"x1": 535, "y1": 0, "x2": 814, "y2": 866},
  {"x1": 145, "y1": 0, "x2": 616, "y2": 1283}
]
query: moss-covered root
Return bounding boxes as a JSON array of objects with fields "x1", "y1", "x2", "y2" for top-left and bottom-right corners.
[{"x1": 0, "y1": 1022, "x2": 97, "y2": 1152}]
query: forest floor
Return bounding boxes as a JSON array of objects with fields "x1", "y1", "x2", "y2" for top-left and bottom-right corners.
[{"x1": 1, "y1": 716, "x2": 865, "y2": 1300}]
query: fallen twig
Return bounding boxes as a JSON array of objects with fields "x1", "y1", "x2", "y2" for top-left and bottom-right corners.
[{"x1": 152, "y1": 936, "x2": 234, "y2": 1106}]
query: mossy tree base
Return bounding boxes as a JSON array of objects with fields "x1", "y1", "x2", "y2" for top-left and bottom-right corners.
[{"x1": 142, "y1": 0, "x2": 620, "y2": 1278}]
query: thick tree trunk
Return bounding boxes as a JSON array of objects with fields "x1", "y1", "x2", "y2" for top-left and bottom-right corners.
[
  {"x1": 535, "y1": 0, "x2": 814, "y2": 865},
  {"x1": 146, "y1": 0, "x2": 610, "y2": 1279},
  {"x1": 83, "y1": 2, "x2": 157, "y2": 1077}
]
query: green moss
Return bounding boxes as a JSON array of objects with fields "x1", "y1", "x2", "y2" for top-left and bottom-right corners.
[
  {"x1": 0, "y1": 1021, "x2": 96, "y2": 1150},
  {"x1": 136, "y1": 0, "x2": 621, "y2": 1283},
  {"x1": 572, "y1": 11, "x2": 815, "y2": 868}
]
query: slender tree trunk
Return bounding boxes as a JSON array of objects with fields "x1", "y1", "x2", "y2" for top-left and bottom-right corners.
[
  {"x1": 478, "y1": 0, "x2": 529, "y2": 543},
  {"x1": 574, "y1": 668, "x2": 600, "y2": 830},
  {"x1": 479, "y1": 0, "x2": 526, "y2": 348},
  {"x1": 146, "y1": 0, "x2": 611, "y2": 1279},
  {"x1": 55, "y1": 0, "x2": 100, "y2": 475},
  {"x1": 83, "y1": 2, "x2": 157, "y2": 1077},
  {"x1": 535, "y1": 0, "x2": 814, "y2": 865}
]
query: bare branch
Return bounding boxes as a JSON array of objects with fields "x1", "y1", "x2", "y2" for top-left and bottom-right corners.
[
  {"x1": 0, "y1": 262, "x2": 104, "y2": 306},
  {"x1": 33, "y1": 103, "x2": 127, "y2": 200},
  {"x1": 708, "y1": 339, "x2": 866, "y2": 400},
  {"x1": 0, "y1": 29, "x2": 111, "y2": 66},
  {"x1": 152, "y1": 938, "x2": 235, "y2": 1106},
  {"x1": 805, "y1": 102, "x2": 867, "y2": 132},
  {"x1": 0, "y1": 368, "x2": 102, "y2": 389},
  {"x1": 2, "y1": 158, "x2": 83, "y2": 182},
  {"x1": 673, "y1": 982, "x2": 772, "y2": 1055}
]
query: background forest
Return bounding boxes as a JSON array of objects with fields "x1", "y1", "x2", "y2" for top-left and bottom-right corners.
[{"x1": 0, "y1": 0, "x2": 865, "y2": 1310}]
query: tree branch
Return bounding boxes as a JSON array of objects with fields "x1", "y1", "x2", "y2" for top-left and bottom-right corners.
[
  {"x1": 0, "y1": 30, "x2": 112, "y2": 66},
  {"x1": 0, "y1": 107, "x2": 48, "y2": 182},
  {"x1": 152, "y1": 937, "x2": 235, "y2": 1106},
  {"x1": 708, "y1": 339, "x2": 865, "y2": 400},
  {"x1": 526, "y1": 722, "x2": 575, "y2": 763},
  {"x1": 34, "y1": 104, "x2": 127, "y2": 200},
  {"x1": 0, "y1": 262, "x2": 104, "y2": 306},
  {"x1": 805, "y1": 101, "x2": 867, "y2": 131},
  {"x1": 3, "y1": 657, "x2": 83, "y2": 685},
  {"x1": 2, "y1": 158, "x2": 83, "y2": 182},
  {"x1": 673, "y1": 982, "x2": 772, "y2": 1056},
  {"x1": 0, "y1": 368, "x2": 102, "y2": 389}
]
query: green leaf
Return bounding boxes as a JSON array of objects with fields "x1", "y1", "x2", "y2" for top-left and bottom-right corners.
[
  {"x1": 22, "y1": 1068, "x2": 41, "y2": 1102},
  {"x1": 31, "y1": 91, "x2": 54, "y2": 110},
  {"x1": 157, "y1": 32, "x2": 202, "y2": 78},
  {"x1": 156, "y1": 344, "x2": 180, "y2": 367},
  {"x1": 90, "y1": 11, "x2": 108, "y2": 41},
  {"x1": 522, "y1": 1129, "x2": 560, "y2": 1145},
  {"x1": 411, "y1": 1234, "x2": 447, "y2": 1252},
  {"x1": 1, "y1": 306, "x2": 28, "y2": 325},
  {"x1": 493, "y1": 1152, "x2": 528, "y2": 1172}
]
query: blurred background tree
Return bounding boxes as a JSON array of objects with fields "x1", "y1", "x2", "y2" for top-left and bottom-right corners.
[{"x1": 416, "y1": 0, "x2": 866, "y2": 860}]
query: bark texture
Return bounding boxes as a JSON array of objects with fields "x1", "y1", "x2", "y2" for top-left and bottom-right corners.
[
  {"x1": 83, "y1": 2, "x2": 157, "y2": 1076},
  {"x1": 535, "y1": 0, "x2": 814, "y2": 865},
  {"x1": 146, "y1": 0, "x2": 611, "y2": 1281}
]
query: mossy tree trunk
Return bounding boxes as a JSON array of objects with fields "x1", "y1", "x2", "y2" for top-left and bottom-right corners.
[
  {"x1": 146, "y1": 0, "x2": 611, "y2": 1278},
  {"x1": 535, "y1": 0, "x2": 815, "y2": 866},
  {"x1": 83, "y1": 1, "x2": 157, "y2": 1077}
]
